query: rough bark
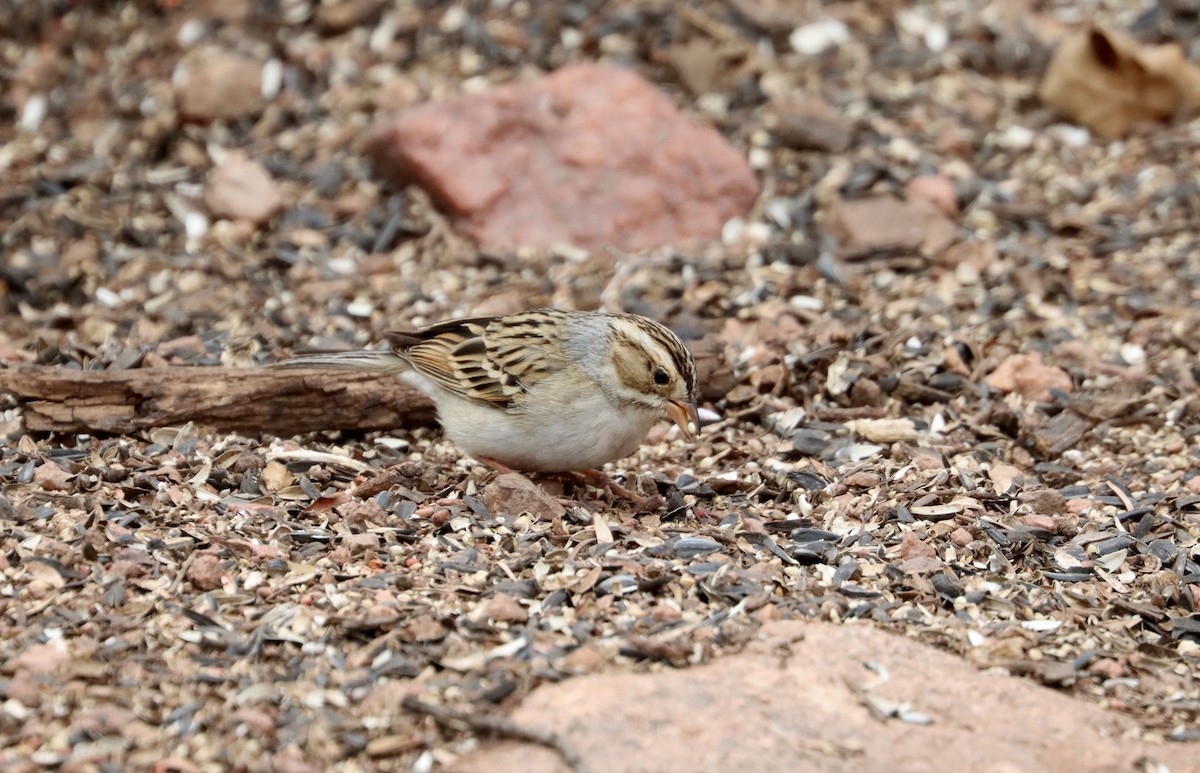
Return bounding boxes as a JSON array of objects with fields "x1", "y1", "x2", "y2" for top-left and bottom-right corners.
[
  {"x1": 0, "y1": 342, "x2": 730, "y2": 436},
  {"x1": 0, "y1": 365, "x2": 437, "y2": 436}
]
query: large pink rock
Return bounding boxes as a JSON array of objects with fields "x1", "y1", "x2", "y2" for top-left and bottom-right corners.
[
  {"x1": 454, "y1": 621, "x2": 1194, "y2": 772},
  {"x1": 368, "y1": 64, "x2": 759, "y2": 252}
]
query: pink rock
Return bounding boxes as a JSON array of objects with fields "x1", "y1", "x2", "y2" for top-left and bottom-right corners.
[
  {"x1": 1018, "y1": 488, "x2": 1068, "y2": 516},
  {"x1": 475, "y1": 593, "x2": 529, "y2": 624},
  {"x1": 950, "y1": 527, "x2": 974, "y2": 546},
  {"x1": 985, "y1": 352, "x2": 1074, "y2": 402},
  {"x1": 1052, "y1": 339, "x2": 1103, "y2": 375},
  {"x1": 6, "y1": 671, "x2": 48, "y2": 707},
  {"x1": 772, "y1": 98, "x2": 853, "y2": 153},
  {"x1": 905, "y1": 174, "x2": 959, "y2": 217},
  {"x1": 1066, "y1": 497, "x2": 1093, "y2": 514},
  {"x1": 33, "y1": 460, "x2": 73, "y2": 491},
  {"x1": 187, "y1": 553, "x2": 225, "y2": 591},
  {"x1": 1019, "y1": 513, "x2": 1057, "y2": 533},
  {"x1": 69, "y1": 704, "x2": 137, "y2": 737},
  {"x1": 483, "y1": 473, "x2": 566, "y2": 520},
  {"x1": 204, "y1": 151, "x2": 284, "y2": 225},
  {"x1": 343, "y1": 532, "x2": 381, "y2": 554},
  {"x1": 456, "y1": 621, "x2": 1194, "y2": 772},
  {"x1": 825, "y1": 194, "x2": 956, "y2": 254},
  {"x1": 900, "y1": 555, "x2": 944, "y2": 575},
  {"x1": 899, "y1": 530, "x2": 937, "y2": 560},
  {"x1": 6, "y1": 642, "x2": 68, "y2": 675},
  {"x1": 230, "y1": 706, "x2": 278, "y2": 736},
  {"x1": 177, "y1": 48, "x2": 266, "y2": 122},
  {"x1": 272, "y1": 750, "x2": 322, "y2": 773},
  {"x1": 368, "y1": 64, "x2": 759, "y2": 252}
]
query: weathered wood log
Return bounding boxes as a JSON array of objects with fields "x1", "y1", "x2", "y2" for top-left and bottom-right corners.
[
  {"x1": 0, "y1": 338, "x2": 732, "y2": 437},
  {"x1": 0, "y1": 365, "x2": 438, "y2": 436}
]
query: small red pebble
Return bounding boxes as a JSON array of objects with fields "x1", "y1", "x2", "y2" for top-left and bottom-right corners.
[
  {"x1": 649, "y1": 604, "x2": 682, "y2": 623},
  {"x1": 1019, "y1": 514, "x2": 1057, "y2": 533},
  {"x1": 1066, "y1": 498, "x2": 1093, "y2": 515},
  {"x1": 1087, "y1": 658, "x2": 1126, "y2": 679},
  {"x1": 905, "y1": 174, "x2": 958, "y2": 217}
]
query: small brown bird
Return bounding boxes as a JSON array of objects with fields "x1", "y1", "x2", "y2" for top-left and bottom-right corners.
[{"x1": 276, "y1": 309, "x2": 700, "y2": 500}]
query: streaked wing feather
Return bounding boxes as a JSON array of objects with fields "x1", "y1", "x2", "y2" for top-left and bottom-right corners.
[{"x1": 386, "y1": 311, "x2": 571, "y2": 407}]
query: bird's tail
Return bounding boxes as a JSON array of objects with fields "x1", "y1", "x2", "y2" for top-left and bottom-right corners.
[{"x1": 269, "y1": 350, "x2": 408, "y2": 373}]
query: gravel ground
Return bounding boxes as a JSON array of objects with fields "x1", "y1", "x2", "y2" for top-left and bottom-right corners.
[{"x1": 2, "y1": 1, "x2": 1198, "y2": 770}]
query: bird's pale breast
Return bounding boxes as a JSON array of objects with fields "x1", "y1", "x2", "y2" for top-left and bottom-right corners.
[{"x1": 434, "y1": 385, "x2": 658, "y2": 472}]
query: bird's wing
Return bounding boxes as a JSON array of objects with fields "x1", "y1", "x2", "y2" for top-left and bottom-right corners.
[{"x1": 386, "y1": 310, "x2": 572, "y2": 407}]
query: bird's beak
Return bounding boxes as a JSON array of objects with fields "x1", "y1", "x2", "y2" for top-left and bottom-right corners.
[{"x1": 665, "y1": 399, "x2": 700, "y2": 440}]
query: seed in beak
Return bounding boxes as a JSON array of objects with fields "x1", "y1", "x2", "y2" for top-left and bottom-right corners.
[{"x1": 666, "y1": 400, "x2": 700, "y2": 439}]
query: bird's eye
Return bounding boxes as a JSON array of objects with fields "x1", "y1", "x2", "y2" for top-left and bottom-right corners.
[{"x1": 653, "y1": 367, "x2": 670, "y2": 386}]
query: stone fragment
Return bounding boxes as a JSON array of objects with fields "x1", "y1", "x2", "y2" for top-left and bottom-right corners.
[
  {"x1": 1019, "y1": 514, "x2": 1057, "y2": 533},
  {"x1": 559, "y1": 641, "x2": 608, "y2": 674},
  {"x1": 985, "y1": 353, "x2": 1073, "y2": 402},
  {"x1": 196, "y1": 0, "x2": 253, "y2": 24},
  {"x1": 70, "y1": 704, "x2": 136, "y2": 738},
  {"x1": 1018, "y1": 488, "x2": 1068, "y2": 516},
  {"x1": 177, "y1": 49, "x2": 266, "y2": 122},
  {"x1": 456, "y1": 621, "x2": 1194, "y2": 772},
  {"x1": 824, "y1": 195, "x2": 956, "y2": 254},
  {"x1": 842, "y1": 470, "x2": 883, "y2": 488},
  {"x1": 33, "y1": 460, "x2": 72, "y2": 491},
  {"x1": 6, "y1": 670, "x2": 49, "y2": 707},
  {"x1": 204, "y1": 151, "x2": 284, "y2": 225},
  {"x1": 316, "y1": 0, "x2": 387, "y2": 34},
  {"x1": 950, "y1": 527, "x2": 974, "y2": 546},
  {"x1": 772, "y1": 98, "x2": 854, "y2": 153},
  {"x1": 727, "y1": 0, "x2": 808, "y2": 35},
  {"x1": 6, "y1": 642, "x2": 68, "y2": 675},
  {"x1": 849, "y1": 378, "x2": 883, "y2": 407},
  {"x1": 899, "y1": 531, "x2": 937, "y2": 560},
  {"x1": 1066, "y1": 498, "x2": 1093, "y2": 515},
  {"x1": 187, "y1": 553, "x2": 225, "y2": 591},
  {"x1": 343, "y1": 532, "x2": 381, "y2": 554},
  {"x1": 368, "y1": 64, "x2": 758, "y2": 252},
  {"x1": 475, "y1": 593, "x2": 529, "y2": 624},
  {"x1": 905, "y1": 174, "x2": 958, "y2": 217},
  {"x1": 483, "y1": 473, "x2": 566, "y2": 520},
  {"x1": 272, "y1": 750, "x2": 322, "y2": 773},
  {"x1": 900, "y1": 555, "x2": 945, "y2": 574}
]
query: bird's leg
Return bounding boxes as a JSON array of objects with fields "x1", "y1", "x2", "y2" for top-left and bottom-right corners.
[
  {"x1": 571, "y1": 469, "x2": 664, "y2": 510},
  {"x1": 475, "y1": 458, "x2": 662, "y2": 509},
  {"x1": 476, "y1": 456, "x2": 516, "y2": 475}
]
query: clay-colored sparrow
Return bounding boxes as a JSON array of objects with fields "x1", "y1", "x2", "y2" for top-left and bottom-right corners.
[{"x1": 275, "y1": 309, "x2": 700, "y2": 478}]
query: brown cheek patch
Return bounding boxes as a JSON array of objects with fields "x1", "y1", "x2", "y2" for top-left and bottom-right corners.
[{"x1": 612, "y1": 344, "x2": 653, "y2": 393}]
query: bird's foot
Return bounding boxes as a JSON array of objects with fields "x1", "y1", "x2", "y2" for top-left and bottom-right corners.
[
  {"x1": 475, "y1": 458, "x2": 661, "y2": 509},
  {"x1": 477, "y1": 457, "x2": 517, "y2": 475},
  {"x1": 568, "y1": 469, "x2": 664, "y2": 510}
]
